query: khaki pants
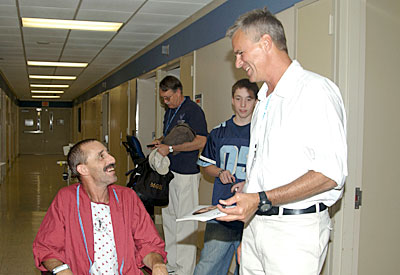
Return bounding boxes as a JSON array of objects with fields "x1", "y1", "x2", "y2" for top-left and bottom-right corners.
[
  {"x1": 162, "y1": 172, "x2": 200, "y2": 275},
  {"x1": 241, "y1": 208, "x2": 331, "y2": 275}
]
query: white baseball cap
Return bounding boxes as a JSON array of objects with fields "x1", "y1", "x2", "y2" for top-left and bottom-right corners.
[{"x1": 148, "y1": 149, "x2": 170, "y2": 175}]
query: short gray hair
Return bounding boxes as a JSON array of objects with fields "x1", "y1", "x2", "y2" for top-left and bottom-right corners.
[{"x1": 226, "y1": 7, "x2": 288, "y2": 53}]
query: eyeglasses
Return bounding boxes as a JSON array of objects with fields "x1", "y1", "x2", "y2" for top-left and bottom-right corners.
[{"x1": 161, "y1": 92, "x2": 175, "y2": 102}]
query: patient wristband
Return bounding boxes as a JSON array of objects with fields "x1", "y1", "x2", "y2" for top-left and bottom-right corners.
[{"x1": 52, "y1": 264, "x2": 69, "y2": 274}]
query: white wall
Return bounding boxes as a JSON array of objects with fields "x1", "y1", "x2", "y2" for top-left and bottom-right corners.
[{"x1": 358, "y1": 0, "x2": 400, "y2": 274}]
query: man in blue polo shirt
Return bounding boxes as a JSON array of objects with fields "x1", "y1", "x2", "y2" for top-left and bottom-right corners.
[
  {"x1": 151, "y1": 75, "x2": 207, "y2": 275},
  {"x1": 194, "y1": 79, "x2": 258, "y2": 275}
]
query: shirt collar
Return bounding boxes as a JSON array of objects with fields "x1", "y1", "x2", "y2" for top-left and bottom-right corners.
[{"x1": 258, "y1": 60, "x2": 303, "y2": 101}]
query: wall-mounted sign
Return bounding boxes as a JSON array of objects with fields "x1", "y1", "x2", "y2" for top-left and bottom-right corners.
[{"x1": 195, "y1": 94, "x2": 202, "y2": 108}]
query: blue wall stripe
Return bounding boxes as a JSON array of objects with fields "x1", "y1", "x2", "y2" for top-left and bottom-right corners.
[{"x1": 74, "y1": 0, "x2": 302, "y2": 105}]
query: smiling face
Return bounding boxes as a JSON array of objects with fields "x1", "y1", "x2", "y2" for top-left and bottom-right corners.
[
  {"x1": 232, "y1": 87, "x2": 257, "y2": 122},
  {"x1": 79, "y1": 141, "x2": 117, "y2": 186},
  {"x1": 232, "y1": 29, "x2": 267, "y2": 83}
]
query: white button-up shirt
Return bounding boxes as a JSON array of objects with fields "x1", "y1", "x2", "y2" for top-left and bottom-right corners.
[{"x1": 245, "y1": 60, "x2": 347, "y2": 209}]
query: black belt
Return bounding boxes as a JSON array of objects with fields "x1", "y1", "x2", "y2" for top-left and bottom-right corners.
[{"x1": 256, "y1": 203, "x2": 327, "y2": 216}]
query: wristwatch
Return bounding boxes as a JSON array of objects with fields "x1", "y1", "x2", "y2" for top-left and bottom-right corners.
[
  {"x1": 257, "y1": 191, "x2": 272, "y2": 213},
  {"x1": 168, "y1": 145, "x2": 174, "y2": 153},
  {"x1": 52, "y1": 264, "x2": 69, "y2": 274}
]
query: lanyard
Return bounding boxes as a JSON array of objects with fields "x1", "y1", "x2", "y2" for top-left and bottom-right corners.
[
  {"x1": 164, "y1": 97, "x2": 186, "y2": 136},
  {"x1": 251, "y1": 93, "x2": 272, "y2": 171},
  {"x1": 77, "y1": 185, "x2": 124, "y2": 274}
]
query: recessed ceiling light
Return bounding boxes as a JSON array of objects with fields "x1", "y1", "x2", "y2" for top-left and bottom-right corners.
[
  {"x1": 30, "y1": 84, "x2": 69, "y2": 88},
  {"x1": 22, "y1": 18, "x2": 123, "y2": 32},
  {"x1": 29, "y1": 75, "x2": 76, "y2": 80},
  {"x1": 32, "y1": 95, "x2": 61, "y2": 99},
  {"x1": 28, "y1": 61, "x2": 88, "y2": 67},
  {"x1": 31, "y1": 90, "x2": 64, "y2": 94}
]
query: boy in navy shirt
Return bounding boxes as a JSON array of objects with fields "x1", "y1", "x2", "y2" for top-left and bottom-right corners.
[{"x1": 194, "y1": 79, "x2": 258, "y2": 275}]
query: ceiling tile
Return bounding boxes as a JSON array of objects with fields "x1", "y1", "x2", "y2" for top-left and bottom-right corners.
[
  {"x1": 26, "y1": 47, "x2": 62, "y2": 56},
  {"x1": 0, "y1": 41, "x2": 23, "y2": 48},
  {"x1": 80, "y1": 0, "x2": 146, "y2": 13},
  {"x1": 19, "y1": 0, "x2": 80, "y2": 9},
  {"x1": 64, "y1": 38, "x2": 105, "y2": 49},
  {"x1": 140, "y1": 1, "x2": 204, "y2": 16},
  {"x1": 0, "y1": 0, "x2": 15, "y2": 4},
  {"x1": 111, "y1": 31, "x2": 159, "y2": 42},
  {"x1": 54, "y1": 67, "x2": 85, "y2": 75},
  {"x1": 27, "y1": 67, "x2": 57, "y2": 75},
  {"x1": 25, "y1": 53, "x2": 62, "y2": 60},
  {"x1": 61, "y1": 48, "x2": 99, "y2": 58},
  {"x1": 68, "y1": 29, "x2": 115, "y2": 40},
  {"x1": 22, "y1": 27, "x2": 69, "y2": 38},
  {"x1": 0, "y1": 26, "x2": 20, "y2": 35},
  {"x1": 76, "y1": 10, "x2": 132, "y2": 22},
  {"x1": 121, "y1": 22, "x2": 170, "y2": 34},
  {"x1": 0, "y1": 4, "x2": 17, "y2": 17},
  {"x1": 0, "y1": 16, "x2": 19, "y2": 27},
  {"x1": 19, "y1": 6, "x2": 76, "y2": 19},
  {"x1": 130, "y1": 13, "x2": 186, "y2": 25}
]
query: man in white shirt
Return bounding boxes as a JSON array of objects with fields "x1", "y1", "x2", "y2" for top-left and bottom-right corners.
[{"x1": 217, "y1": 7, "x2": 347, "y2": 275}]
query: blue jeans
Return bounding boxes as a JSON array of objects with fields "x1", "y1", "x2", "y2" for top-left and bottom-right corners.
[{"x1": 194, "y1": 220, "x2": 243, "y2": 275}]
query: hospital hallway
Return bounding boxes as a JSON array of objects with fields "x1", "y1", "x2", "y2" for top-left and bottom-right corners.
[{"x1": 0, "y1": 155, "x2": 66, "y2": 274}]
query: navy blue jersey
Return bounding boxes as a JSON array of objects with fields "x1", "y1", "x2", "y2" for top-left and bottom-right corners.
[
  {"x1": 163, "y1": 96, "x2": 208, "y2": 174},
  {"x1": 198, "y1": 116, "x2": 250, "y2": 205}
]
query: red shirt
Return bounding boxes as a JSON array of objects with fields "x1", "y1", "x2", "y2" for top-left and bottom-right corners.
[{"x1": 33, "y1": 183, "x2": 166, "y2": 274}]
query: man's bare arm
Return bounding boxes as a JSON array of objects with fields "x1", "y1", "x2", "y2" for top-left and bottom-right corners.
[
  {"x1": 203, "y1": 165, "x2": 236, "y2": 184},
  {"x1": 217, "y1": 171, "x2": 337, "y2": 223},
  {"x1": 43, "y1": 259, "x2": 73, "y2": 275},
  {"x1": 267, "y1": 170, "x2": 337, "y2": 206},
  {"x1": 142, "y1": 252, "x2": 167, "y2": 275}
]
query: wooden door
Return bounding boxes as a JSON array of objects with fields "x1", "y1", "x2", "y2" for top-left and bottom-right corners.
[{"x1": 109, "y1": 82, "x2": 129, "y2": 186}]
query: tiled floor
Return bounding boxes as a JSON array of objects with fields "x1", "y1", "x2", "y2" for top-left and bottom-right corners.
[{"x1": 0, "y1": 155, "x2": 67, "y2": 274}]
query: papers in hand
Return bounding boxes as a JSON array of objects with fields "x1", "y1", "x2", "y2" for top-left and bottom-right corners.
[{"x1": 176, "y1": 205, "x2": 235, "y2": 222}]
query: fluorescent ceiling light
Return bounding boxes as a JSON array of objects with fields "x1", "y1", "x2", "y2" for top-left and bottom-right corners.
[
  {"x1": 22, "y1": 18, "x2": 123, "y2": 32},
  {"x1": 30, "y1": 84, "x2": 70, "y2": 88},
  {"x1": 29, "y1": 75, "x2": 76, "y2": 80},
  {"x1": 32, "y1": 95, "x2": 61, "y2": 99},
  {"x1": 28, "y1": 61, "x2": 88, "y2": 67},
  {"x1": 31, "y1": 90, "x2": 64, "y2": 94}
]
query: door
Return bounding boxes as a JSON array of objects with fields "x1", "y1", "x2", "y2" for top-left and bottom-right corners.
[
  {"x1": 19, "y1": 107, "x2": 71, "y2": 155},
  {"x1": 136, "y1": 78, "x2": 156, "y2": 156},
  {"x1": 295, "y1": 1, "x2": 345, "y2": 274},
  {"x1": 102, "y1": 93, "x2": 109, "y2": 146},
  {"x1": 109, "y1": 82, "x2": 129, "y2": 186}
]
